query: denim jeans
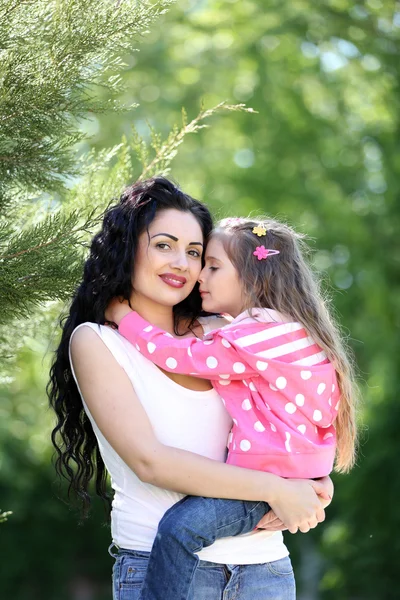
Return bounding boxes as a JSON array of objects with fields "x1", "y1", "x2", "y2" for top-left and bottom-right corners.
[
  {"x1": 110, "y1": 546, "x2": 295, "y2": 600},
  {"x1": 139, "y1": 496, "x2": 273, "y2": 600}
]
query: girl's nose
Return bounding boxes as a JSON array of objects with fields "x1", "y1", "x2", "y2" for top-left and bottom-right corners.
[{"x1": 198, "y1": 267, "x2": 206, "y2": 283}]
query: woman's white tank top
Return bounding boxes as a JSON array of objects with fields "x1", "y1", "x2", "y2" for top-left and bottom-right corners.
[{"x1": 69, "y1": 319, "x2": 288, "y2": 564}]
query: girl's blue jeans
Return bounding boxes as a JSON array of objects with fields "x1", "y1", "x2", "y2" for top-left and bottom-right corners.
[{"x1": 110, "y1": 496, "x2": 295, "y2": 600}]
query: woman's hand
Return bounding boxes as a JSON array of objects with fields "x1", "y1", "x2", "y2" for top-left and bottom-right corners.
[
  {"x1": 256, "y1": 476, "x2": 333, "y2": 531},
  {"x1": 314, "y1": 475, "x2": 334, "y2": 508},
  {"x1": 105, "y1": 298, "x2": 133, "y2": 326},
  {"x1": 267, "y1": 477, "x2": 326, "y2": 534}
]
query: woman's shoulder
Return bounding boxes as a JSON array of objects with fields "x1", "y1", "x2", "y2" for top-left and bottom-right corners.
[
  {"x1": 70, "y1": 322, "x2": 107, "y2": 347},
  {"x1": 70, "y1": 322, "x2": 125, "y2": 360}
]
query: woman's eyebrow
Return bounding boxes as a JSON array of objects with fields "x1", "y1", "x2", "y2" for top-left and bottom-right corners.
[{"x1": 150, "y1": 233, "x2": 203, "y2": 246}]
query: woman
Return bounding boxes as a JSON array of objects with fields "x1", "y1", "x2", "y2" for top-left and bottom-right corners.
[{"x1": 48, "y1": 177, "x2": 331, "y2": 600}]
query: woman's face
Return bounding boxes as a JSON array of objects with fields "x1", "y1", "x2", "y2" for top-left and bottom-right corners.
[{"x1": 131, "y1": 208, "x2": 204, "y2": 310}]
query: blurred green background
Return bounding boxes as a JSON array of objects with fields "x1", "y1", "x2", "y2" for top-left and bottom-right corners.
[{"x1": 1, "y1": 1, "x2": 399, "y2": 598}]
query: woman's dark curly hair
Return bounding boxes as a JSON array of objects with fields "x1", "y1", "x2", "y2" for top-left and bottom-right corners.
[{"x1": 47, "y1": 177, "x2": 213, "y2": 517}]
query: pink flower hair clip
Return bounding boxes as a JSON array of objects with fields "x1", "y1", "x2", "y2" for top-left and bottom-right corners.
[{"x1": 253, "y1": 246, "x2": 280, "y2": 261}]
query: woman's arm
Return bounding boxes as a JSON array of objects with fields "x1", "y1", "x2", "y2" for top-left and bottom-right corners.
[{"x1": 71, "y1": 326, "x2": 326, "y2": 534}]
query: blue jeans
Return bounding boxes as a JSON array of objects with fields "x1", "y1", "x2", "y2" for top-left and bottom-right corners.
[{"x1": 111, "y1": 547, "x2": 295, "y2": 600}]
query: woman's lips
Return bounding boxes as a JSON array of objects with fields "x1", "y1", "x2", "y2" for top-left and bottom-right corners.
[{"x1": 159, "y1": 273, "x2": 187, "y2": 288}]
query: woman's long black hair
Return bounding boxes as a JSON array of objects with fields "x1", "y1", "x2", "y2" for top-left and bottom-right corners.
[{"x1": 47, "y1": 177, "x2": 214, "y2": 517}]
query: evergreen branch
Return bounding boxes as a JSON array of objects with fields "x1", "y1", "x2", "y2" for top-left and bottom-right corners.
[
  {"x1": 0, "y1": 509, "x2": 12, "y2": 524},
  {"x1": 0, "y1": 0, "x2": 174, "y2": 196},
  {"x1": 137, "y1": 102, "x2": 256, "y2": 180},
  {"x1": 0, "y1": 209, "x2": 100, "y2": 261},
  {"x1": 0, "y1": 231, "x2": 78, "y2": 260}
]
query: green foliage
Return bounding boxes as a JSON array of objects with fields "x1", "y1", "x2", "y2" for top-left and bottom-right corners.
[
  {"x1": 0, "y1": 0, "x2": 173, "y2": 200},
  {"x1": 0, "y1": 0, "x2": 249, "y2": 369},
  {"x1": 1, "y1": 0, "x2": 400, "y2": 598},
  {"x1": 0, "y1": 508, "x2": 12, "y2": 523}
]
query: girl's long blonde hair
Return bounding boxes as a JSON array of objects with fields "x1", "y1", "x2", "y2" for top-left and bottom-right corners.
[{"x1": 214, "y1": 217, "x2": 359, "y2": 473}]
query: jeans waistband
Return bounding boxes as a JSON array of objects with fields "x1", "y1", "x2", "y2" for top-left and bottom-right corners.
[{"x1": 108, "y1": 543, "x2": 151, "y2": 559}]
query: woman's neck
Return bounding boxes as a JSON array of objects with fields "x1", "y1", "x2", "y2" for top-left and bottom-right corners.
[{"x1": 129, "y1": 293, "x2": 176, "y2": 334}]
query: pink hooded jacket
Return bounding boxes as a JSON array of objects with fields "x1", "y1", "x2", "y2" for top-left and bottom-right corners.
[{"x1": 119, "y1": 308, "x2": 340, "y2": 478}]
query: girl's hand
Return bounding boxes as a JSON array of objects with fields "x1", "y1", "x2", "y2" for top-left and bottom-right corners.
[
  {"x1": 268, "y1": 477, "x2": 326, "y2": 534},
  {"x1": 255, "y1": 510, "x2": 287, "y2": 531},
  {"x1": 105, "y1": 298, "x2": 133, "y2": 326}
]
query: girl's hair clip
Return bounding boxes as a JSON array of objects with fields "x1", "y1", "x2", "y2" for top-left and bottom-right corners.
[
  {"x1": 253, "y1": 246, "x2": 280, "y2": 261},
  {"x1": 252, "y1": 225, "x2": 267, "y2": 237}
]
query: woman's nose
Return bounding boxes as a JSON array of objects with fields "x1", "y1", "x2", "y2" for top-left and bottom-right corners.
[{"x1": 170, "y1": 251, "x2": 189, "y2": 271}]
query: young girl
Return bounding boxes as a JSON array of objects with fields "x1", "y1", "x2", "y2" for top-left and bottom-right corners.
[{"x1": 107, "y1": 216, "x2": 358, "y2": 600}]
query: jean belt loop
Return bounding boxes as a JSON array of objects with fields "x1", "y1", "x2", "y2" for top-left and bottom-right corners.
[{"x1": 108, "y1": 542, "x2": 120, "y2": 559}]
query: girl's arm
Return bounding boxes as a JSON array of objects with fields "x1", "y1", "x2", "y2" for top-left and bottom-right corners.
[
  {"x1": 116, "y1": 309, "x2": 258, "y2": 380},
  {"x1": 71, "y1": 325, "x2": 326, "y2": 534}
]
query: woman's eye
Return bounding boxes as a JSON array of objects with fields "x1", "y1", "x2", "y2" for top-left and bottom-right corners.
[
  {"x1": 156, "y1": 243, "x2": 170, "y2": 250},
  {"x1": 188, "y1": 249, "x2": 201, "y2": 258}
]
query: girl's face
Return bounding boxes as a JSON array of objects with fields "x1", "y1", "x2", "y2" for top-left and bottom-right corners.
[
  {"x1": 198, "y1": 236, "x2": 246, "y2": 318},
  {"x1": 131, "y1": 209, "x2": 204, "y2": 310}
]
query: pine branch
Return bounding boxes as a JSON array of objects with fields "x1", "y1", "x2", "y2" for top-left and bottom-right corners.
[
  {"x1": 0, "y1": 509, "x2": 12, "y2": 524},
  {"x1": 136, "y1": 102, "x2": 257, "y2": 180},
  {"x1": 0, "y1": 0, "x2": 174, "y2": 197}
]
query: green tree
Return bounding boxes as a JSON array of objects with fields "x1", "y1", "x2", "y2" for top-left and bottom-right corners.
[
  {"x1": 91, "y1": 1, "x2": 400, "y2": 598},
  {"x1": 2, "y1": 0, "x2": 400, "y2": 598}
]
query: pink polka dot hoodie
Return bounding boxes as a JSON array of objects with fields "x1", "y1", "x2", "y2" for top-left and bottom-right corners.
[{"x1": 119, "y1": 308, "x2": 340, "y2": 478}]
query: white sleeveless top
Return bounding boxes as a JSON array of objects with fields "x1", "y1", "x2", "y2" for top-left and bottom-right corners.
[{"x1": 69, "y1": 319, "x2": 288, "y2": 564}]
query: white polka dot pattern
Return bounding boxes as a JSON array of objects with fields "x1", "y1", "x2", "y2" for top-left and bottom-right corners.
[
  {"x1": 206, "y1": 356, "x2": 218, "y2": 369},
  {"x1": 240, "y1": 439, "x2": 251, "y2": 452},
  {"x1": 276, "y1": 376, "x2": 287, "y2": 390},
  {"x1": 313, "y1": 410, "x2": 322, "y2": 422},
  {"x1": 123, "y1": 311, "x2": 338, "y2": 474},
  {"x1": 301, "y1": 370, "x2": 312, "y2": 380},
  {"x1": 166, "y1": 357, "x2": 177, "y2": 369},
  {"x1": 256, "y1": 360, "x2": 268, "y2": 371},
  {"x1": 242, "y1": 399, "x2": 252, "y2": 411},
  {"x1": 254, "y1": 421, "x2": 265, "y2": 432}
]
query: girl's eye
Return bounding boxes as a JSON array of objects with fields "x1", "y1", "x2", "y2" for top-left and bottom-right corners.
[{"x1": 209, "y1": 266, "x2": 218, "y2": 272}]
